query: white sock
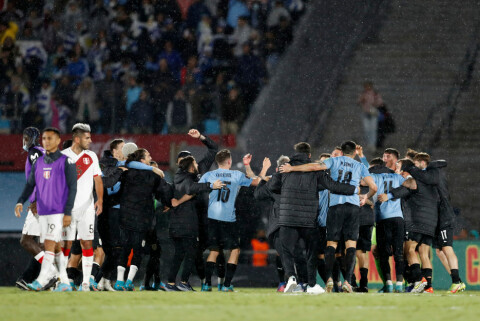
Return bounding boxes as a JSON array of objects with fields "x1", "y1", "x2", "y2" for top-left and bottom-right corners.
[
  {"x1": 117, "y1": 266, "x2": 125, "y2": 282},
  {"x1": 218, "y1": 277, "x2": 225, "y2": 285},
  {"x1": 386, "y1": 280, "x2": 393, "y2": 286},
  {"x1": 396, "y1": 281, "x2": 403, "y2": 287},
  {"x1": 37, "y1": 251, "x2": 55, "y2": 286},
  {"x1": 82, "y1": 251, "x2": 94, "y2": 285},
  {"x1": 55, "y1": 252, "x2": 69, "y2": 284},
  {"x1": 127, "y1": 265, "x2": 138, "y2": 282},
  {"x1": 34, "y1": 251, "x2": 45, "y2": 262}
]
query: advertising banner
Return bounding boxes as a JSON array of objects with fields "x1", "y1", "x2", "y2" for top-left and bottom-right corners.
[{"x1": 0, "y1": 134, "x2": 235, "y2": 171}]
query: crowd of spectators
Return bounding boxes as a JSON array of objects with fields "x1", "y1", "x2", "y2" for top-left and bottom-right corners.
[{"x1": 0, "y1": 0, "x2": 307, "y2": 135}]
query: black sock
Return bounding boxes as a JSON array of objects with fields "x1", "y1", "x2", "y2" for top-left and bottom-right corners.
[
  {"x1": 276, "y1": 256, "x2": 285, "y2": 282},
  {"x1": 223, "y1": 263, "x2": 237, "y2": 287},
  {"x1": 91, "y1": 262, "x2": 100, "y2": 279},
  {"x1": 95, "y1": 267, "x2": 103, "y2": 283},
  {"x1": 360, "y1": 268, "x2": 368, "y2": 288},
  {"x1": 351, "y1": 271, "x2": 358, "y2": 287},
  {"x1": 404, "y1": 264, "x2": 412, "y2": 283},
  {"x1": 451, "y1": 269, "x2": 461, "y2": 283},
  {"x1": 205, "y1": 261, "x2": 215, "y2": 286},
  {"x1": 422, "y1": 268, "x2": 432, "y2": 287},
  {"x1": 217, "y1": 255, "x2": 226, "y2": 279},
  {"x1": 317, "y1": 259, "x2": 327, "y2": 284},
  {"x1": 411, "y1": 264, "x2": 421, "y2": 282},
  {"x1": 324, "y1": 246, "x2": 336, "y2": 281},
  {"x1": 20, "y1": 257, "x2": 41, "y2": 283},
  {"x1": 344, "y1": 247, "x2": 356, "y2": 284}
]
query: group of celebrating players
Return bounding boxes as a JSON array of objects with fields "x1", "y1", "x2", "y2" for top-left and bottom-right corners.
[{"x1": 13, "y1": 123, "x2": 466, "y2": 294}]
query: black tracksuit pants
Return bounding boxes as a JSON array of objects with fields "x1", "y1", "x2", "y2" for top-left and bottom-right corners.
[
  {"x1": 279, "y1": 226, "x2": 320, "y2": 287},
  {"x1": 168, "y1": 237, "x2": 198, "y2": 283}
]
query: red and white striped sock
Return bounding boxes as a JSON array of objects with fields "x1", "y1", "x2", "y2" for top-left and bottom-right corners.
[
  {"x1": 34, "y1": 251, "x2": 45, "y2": 263},
  {"x1": 82, "y1": 248, "x2": 94, "y2": 285}
]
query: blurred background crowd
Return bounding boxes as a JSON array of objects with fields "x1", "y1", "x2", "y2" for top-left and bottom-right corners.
[{"x1": 0, "y1": 0, "x2": 307, "y2": 135}]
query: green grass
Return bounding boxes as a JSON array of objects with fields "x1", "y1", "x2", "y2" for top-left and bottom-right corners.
[{"x1": 1, "y1": 287, "x2": 479, "y2": 321}]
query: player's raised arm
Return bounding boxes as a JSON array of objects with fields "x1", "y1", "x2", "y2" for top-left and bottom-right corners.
[{"x1": 279, "y1": 162, "x2": 327, "y2": 173}]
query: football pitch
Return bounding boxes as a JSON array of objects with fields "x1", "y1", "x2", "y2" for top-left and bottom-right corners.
[{"x1": 1, "y1": 287, "x2": 479, "y2": 321}]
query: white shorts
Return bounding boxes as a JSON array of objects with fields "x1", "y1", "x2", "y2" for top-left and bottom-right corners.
[
  {"x1": 39, "y1": 214, "x2": 64, "y2": 243},
  {"x1": 62, "y1": 204, "x2": 95, "y2": 241},
  {"x1": 22, "y1": 209, "x2": 41, "y2": 237}
]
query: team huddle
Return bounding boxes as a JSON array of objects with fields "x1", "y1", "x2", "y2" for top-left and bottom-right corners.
[{"x1": 13, "y1": 124, "x2": 466, "y2": 294}]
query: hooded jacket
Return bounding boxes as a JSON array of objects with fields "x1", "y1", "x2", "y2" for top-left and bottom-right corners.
[{"x1": 169, "y1": 168, "x2": 211, "y2": 238}]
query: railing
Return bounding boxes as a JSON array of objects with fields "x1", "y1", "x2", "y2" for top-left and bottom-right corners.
[{"x1": 413, "y1": 21, "x2": 480, "y2": 151}]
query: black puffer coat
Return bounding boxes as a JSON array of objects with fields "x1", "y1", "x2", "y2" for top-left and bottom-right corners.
[
  {"x1": 119, "y1": 169, "x2": 170, "y2": 232},
  {"x1": 267, "y1": 153, "x2": 356, "y2": 228}
]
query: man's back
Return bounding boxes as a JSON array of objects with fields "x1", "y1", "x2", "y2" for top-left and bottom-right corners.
[
  {"x1": 199, "y1": 168, "x2": 252, "y2": 222},
  {"x1": 324, "y1": 156, "x2": 370, "y2": 207},
  {"x1": 277, "y1": 153, "x2": 322, "y2": 228},
  {"x1": 373, "y1": 173, "x2": 405, "y2": 221}
]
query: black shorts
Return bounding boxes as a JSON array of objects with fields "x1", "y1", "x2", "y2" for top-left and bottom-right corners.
[
  {"x1": 318, "y1": 227, "x2": 327, "y2": 255},
  {"x1": 407, "y1": 231, "x2": 433, "y2": 247},
  {"x1": 207, "y1": 219, "x2": 240, "y2": 250},
  {"x1": 433, "y1": 227, "x2": 454, "y2": 249},
  {"x1": 326, "y1": 203, "x2": 360, "y2": 242},
  {"x1": 356, "y1": 225, "x2": 373, "y2": 252},
  {"x1": 376, "y1": 217, "x2": 404, "y2": 257}
]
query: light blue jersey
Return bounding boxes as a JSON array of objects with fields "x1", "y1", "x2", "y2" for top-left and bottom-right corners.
[
  {"x1": 372, "y1": 173, "x2": 405, "y2": 221},
  {"x1": 324, "y1": 156, "x2": 370, "y2": 207},
  {"x1": 317, "y1": 190, "x2": 329, "y2": 227},
  {"x1": 199, "y1": 168, "x2": 253, "y2": 222}
]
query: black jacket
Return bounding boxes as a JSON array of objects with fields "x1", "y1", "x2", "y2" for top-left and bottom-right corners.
[
  {"x1": 267, "y1": 153, "x2": 356, "y2": 228},
  {"x1": 391, "y1": 185, "x2": 415, "y2": 233},
  {"x1": 254, "y1": 176, "x2": 281, "y2": 237},
  {"x1": 408, "y1": 160, "x2": 454, "y2": 229},
  {"x1": 169, "y1": 168, "x2": 211, "y2": 238},
  {"x1": 392, "y1": 169, "x2": 438, "y2": 236},
  {"x1": 119, "y1": 168, "x2": 170, "y2": 232}
]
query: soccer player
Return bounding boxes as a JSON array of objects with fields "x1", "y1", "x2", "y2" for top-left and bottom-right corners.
[
  {"x1": 352, "y1": 146, "x2": 374, "y2": 292},
  {"x1": 15, "y1": 127, "x2": 51, "y2": 290},
  {"x1": 390, "y1": 154, "x2": 439, "y2": 293},
  {"x1": 316, "y1": 153, "x2": 332, "y2": 286},
  {"x1": 404, "y1": 156, "x2": 466, "y2": 293},
  {"x1": 15, "y1": 127, "x2": 77, "y2": 291},
  {"x1": 198, "y1": 149, "x2": 266, "y2": 292},
  {"x1": 372, "y1": 163, "x2": 417, "y2": 293},
  {"x1": 382, "y1": 148, "x2": 399, "y2": 171},
  {"x1": 280, "y1": 141, "x2": 377, "y2": 293},
  {"x1": 61, "y1": 123, "x2": 104, "y2": 291},
  {"x1": 272, "y1": 142, "x2": 358, "y2": 294}
]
